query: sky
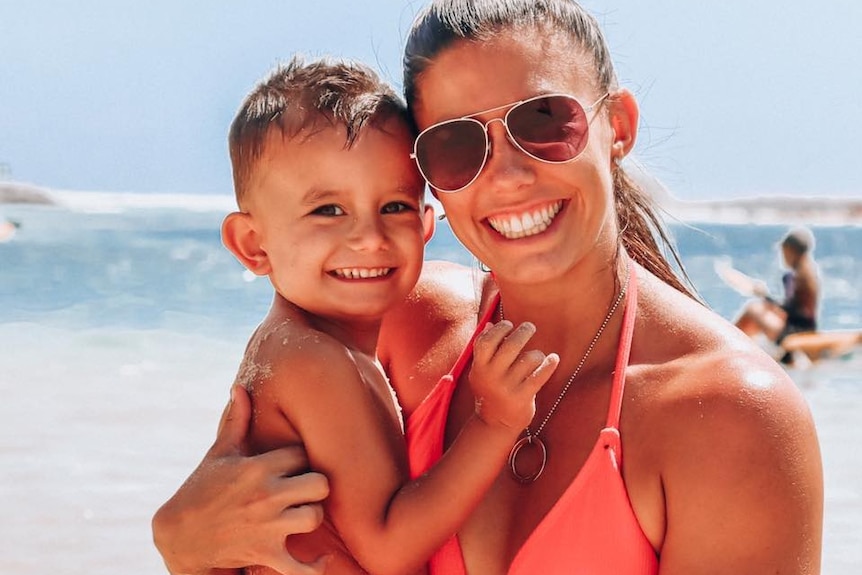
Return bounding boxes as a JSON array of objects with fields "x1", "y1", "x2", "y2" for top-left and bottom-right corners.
[{"x1": 1, "y1": 0, "x2": 861, "y2": 202}]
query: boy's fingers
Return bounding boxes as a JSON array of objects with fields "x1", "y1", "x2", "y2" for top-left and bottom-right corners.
[
  {"x1": 506, "y1": 349, "x2": 551, "y2": 382},
  {"x1": 475, "y1": 321, "x2": 536, "y2": 365},
  {"x1": 473, "y1": 321, "x2": 513, "y2": 363},
  {"x1": 523, "y1": 352, "x2": 560, "y2": 394}
]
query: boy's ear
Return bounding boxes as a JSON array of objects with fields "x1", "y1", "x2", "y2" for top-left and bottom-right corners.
[
  {"x1": 422, "y1": 203, "x2": 436, "y2": 244},
  {"x1": 221, "y1": 212, "x2": 271, "y2": 276}
]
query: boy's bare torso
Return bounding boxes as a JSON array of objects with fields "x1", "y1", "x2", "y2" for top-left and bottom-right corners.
[{"x1": 238, "y1": 296, "x2": 405, "y2": 574}]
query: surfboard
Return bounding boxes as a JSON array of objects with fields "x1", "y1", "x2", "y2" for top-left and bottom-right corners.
[
  {"x1": 713, "y1": 258, "x2": 767, "y2": 297},
  {"x1": 714, "y1": 258, "x2": 862, "y2": 363},
  {"x1": 781, "y1": 330, "x2": 862, "y2": 361}
]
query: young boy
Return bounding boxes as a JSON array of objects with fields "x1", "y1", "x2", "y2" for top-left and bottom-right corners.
[
  {"x1": 734, "y1": 227, "x2": 820, "y2": 364},
  {"x1": 221, "y1": 57, "x2": 559, "y2": 575}
]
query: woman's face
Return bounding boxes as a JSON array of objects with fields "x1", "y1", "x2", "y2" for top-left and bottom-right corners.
[{"x1": 411, "y1": 27, "x2": 637, "y2": 286}]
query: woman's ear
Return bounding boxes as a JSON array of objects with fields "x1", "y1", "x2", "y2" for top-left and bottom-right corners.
[
  {"x1": 422, "y1": 203, "x2": 436, "y2": 244},
  {"x1": 221, "y1": 212, "x2": 271, "y2": 276},
  {"x1": 608, "y1": 88, "x2": 639, "y2": 161}
]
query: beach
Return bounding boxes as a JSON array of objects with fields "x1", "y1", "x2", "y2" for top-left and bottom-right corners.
[
  {"x1": 0, "y1": 195, "x2": 860, "y2": 573},
  {"x1": 1, "y1": 325, "x2": 859, "y2": 574}
]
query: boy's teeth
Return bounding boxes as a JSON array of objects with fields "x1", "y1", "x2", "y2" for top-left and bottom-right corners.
[
  {"x1": 333, "y1": 267, "x2": 392, "y2": 279},
  {"x1": 488, "y1": 202, "x2": 562, "y2": 239}
]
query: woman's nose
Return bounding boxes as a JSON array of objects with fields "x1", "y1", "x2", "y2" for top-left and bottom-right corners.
[{"x1": 481, "y1": 120, "x2": 536, "y2": 190}]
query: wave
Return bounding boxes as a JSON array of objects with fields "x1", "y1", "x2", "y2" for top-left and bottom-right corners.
[
  {"x1": 0, "y1": 181, "x2": 236, "y2": 213},
  {"x1": 3, "y1": 179, "x2": 860, "y2": 225},
  {"x1": 50, "y1": 190, "x2": 237, "y2": 214}
]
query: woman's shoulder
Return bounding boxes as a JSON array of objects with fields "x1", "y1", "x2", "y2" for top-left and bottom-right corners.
[
  {"x1": 625, "y1": 275, "x2": 822, "y2": 571},
  {"x1": 378, "y1": 260, "x2": 483, "y2": 414},
  {"x1": 630, "y1": 270, "x2": 814, "y2": 445}
]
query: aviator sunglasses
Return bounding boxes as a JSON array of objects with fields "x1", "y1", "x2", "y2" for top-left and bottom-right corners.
[{"x1": 411, "y1": 92, "x2": 610, "y2": 193}]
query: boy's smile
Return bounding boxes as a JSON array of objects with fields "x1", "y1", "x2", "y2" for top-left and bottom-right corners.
[{"x1": 235, "y1": 117, "x2": 430, "y2": 322}]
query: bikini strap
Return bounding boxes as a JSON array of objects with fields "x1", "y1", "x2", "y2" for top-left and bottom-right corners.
[
  {"x1": 448, "y1": 291, "x2": 501, "y2": 379},
  {"x1": 605, "y1": 264, "x2": 638, "y2": 430}
]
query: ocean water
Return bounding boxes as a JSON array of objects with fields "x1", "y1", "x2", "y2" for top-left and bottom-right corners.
[{"x1": 0, "y1": 192, "x2": 860, "y2": 574}]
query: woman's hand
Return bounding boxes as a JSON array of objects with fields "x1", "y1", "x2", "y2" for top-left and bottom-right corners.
[{"x1": 152, "y1": 385, "x2": 330, "y2": 575}]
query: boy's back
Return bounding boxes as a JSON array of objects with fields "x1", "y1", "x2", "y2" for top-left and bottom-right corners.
[{"x1": 238, "y1": 295, "x2": 404, "y2": 574}]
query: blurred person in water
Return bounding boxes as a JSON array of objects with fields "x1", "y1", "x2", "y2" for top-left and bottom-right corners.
[{"x1": 734, "y1": 227, "x2": 820, "y2": 362}]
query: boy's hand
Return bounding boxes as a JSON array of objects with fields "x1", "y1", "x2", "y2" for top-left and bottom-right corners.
[{"x1": 469, "y1": 321, "x2": 559, "y2": 431}]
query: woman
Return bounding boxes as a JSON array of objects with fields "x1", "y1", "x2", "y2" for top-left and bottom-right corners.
[{"x1": 153, "y1": 1, "x2": 823, "y2": 573}]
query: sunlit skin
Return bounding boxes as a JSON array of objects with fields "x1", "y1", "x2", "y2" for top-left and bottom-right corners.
[
  {"x1": 230, "y1": 120, "x2": 429, "y2": 344},
  {"x1": 413, "y1": 34, "x2": 622, "y2": 292},
  {"x1": 735, "y1": 240, "x2": 820, "y2": 343},
  {"x1": 397, "y1": 26, "x2": 823, "y2": 574},
  {"x1": 151, "y1": 23, "x2": 823, "y2": 575},
  {"x1": 219, "y1": 114, "x2": 561, "y2": 575}
]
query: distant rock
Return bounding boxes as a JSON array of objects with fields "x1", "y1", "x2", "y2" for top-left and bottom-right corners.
[
  {"x1": 624, "y1": 160, "x2": 862, "y2": 226},
  {"x1": 0, "y1": 182, "x2": 56, "y2": 205},
  {"x1": 663, "y1": 195, "x2": 862, "y2": 226}
]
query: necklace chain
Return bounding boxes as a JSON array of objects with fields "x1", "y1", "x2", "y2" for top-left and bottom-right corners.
[{"x1": 501, "y1": 263, "x2": 630, "y2": 482}]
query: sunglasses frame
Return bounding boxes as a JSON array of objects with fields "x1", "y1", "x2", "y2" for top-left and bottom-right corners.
[{"x1": 411, "y1": 92, "x2": 611, "y2": 193}]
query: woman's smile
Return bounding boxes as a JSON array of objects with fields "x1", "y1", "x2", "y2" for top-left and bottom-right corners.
[{"x1": 486, "y1": 200, "x2": 564, "y2": 239}]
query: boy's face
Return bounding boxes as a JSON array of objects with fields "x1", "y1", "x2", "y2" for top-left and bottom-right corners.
[{"x1": 243, "y1": 117, "x2": 429, "y2": 322}]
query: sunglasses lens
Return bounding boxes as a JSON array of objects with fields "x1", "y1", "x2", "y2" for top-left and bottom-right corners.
[
  {"x1": 507, "y1": 95, "x2": 588, "y2": 162},
  {"x1": 415, "y1": 120, "x2": 487, "y2": 192}
]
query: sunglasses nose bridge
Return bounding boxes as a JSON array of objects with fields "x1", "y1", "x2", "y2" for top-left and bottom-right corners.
[{"x1": 482, "y1": 116, "x2": 519, "y2": 158}]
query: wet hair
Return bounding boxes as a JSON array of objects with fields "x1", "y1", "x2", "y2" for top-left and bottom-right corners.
[
  {"x1": 229, "y1": 56, "x2": 409, "y2": 205},
  {"x1": 403, "y1": 0, "x2": 696, "y2": 298}
]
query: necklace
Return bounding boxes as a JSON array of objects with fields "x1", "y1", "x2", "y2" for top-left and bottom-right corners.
[{"x1": 503, "y1": 264, "x2": 630, "y2": 483}]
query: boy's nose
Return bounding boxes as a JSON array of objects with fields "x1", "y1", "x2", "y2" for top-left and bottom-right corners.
[{"x1": 347, "y1": 215, "x2": 388, "y2": 251}]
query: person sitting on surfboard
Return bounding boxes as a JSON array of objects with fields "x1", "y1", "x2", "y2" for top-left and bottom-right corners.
[{"x1": 734, "y1": 227, "x2": 820, "y2": 362}]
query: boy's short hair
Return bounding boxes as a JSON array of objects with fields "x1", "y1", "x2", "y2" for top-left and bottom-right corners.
[
  {"x1": 229, "y1": 56, "x2": 410, "y2": 204},
  {"x1": 781, "y1": 227, "x2": 815, "y2": 254}
]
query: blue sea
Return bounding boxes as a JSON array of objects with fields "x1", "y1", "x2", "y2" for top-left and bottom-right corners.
[{"x1": 0, "y1": 192, "x2": 860, "y2": 574}]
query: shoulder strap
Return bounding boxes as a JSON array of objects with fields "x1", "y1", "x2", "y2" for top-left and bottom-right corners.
[
  {"x1": 605, "y1": 264, "x2": 638, "y2": 429},
  {"x1": 449, "y1": 291, "x2": 500, "y2": 380}
]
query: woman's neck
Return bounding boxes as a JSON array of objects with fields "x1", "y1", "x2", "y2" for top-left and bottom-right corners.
[{"x1": 493, "y1": 255, "x2": 630, "y2": 361}]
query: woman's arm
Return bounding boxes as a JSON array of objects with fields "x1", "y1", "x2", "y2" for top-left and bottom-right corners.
[
  {"x1": 656, "y1": 354, "x2": 823, "y2": 574},
  {"x1": 151, "y1": 385, "x2": 330, "y2": 575}
]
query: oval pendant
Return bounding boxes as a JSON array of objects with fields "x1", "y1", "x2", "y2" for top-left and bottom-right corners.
[{"x1": 508, "y1": 435, "x2": 547, "y2": 483}]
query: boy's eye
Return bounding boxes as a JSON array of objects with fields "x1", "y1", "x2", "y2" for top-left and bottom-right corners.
[
  {"x1": 311, "y1": 204, "x2": 344, "y2": 216},
  {"x1": 381, "y1": 201, "x2": 415, "y2": 215}
]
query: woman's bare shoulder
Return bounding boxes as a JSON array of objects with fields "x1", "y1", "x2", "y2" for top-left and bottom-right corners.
[
  {"x1": 378, "y1": 260, "x2": 483, "y2": 414},
  {"x1": 630, "y1": 269, "x2": 811, "y2": 425},
  {"x1": 626, "y1": 271, "x2": 822, "y2": 571}
]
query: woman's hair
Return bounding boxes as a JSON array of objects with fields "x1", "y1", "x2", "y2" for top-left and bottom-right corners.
[
  {"x1": 404, "y1": 0, "x2": 695, "y2": 298},
  {"x1": 229, "y1": 56, "x2": 408, "y2": 205}
]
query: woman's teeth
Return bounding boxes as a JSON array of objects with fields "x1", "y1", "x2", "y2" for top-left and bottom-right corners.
[{"x1": 487, "y1": 201, "x2": 562, "y2": 239}]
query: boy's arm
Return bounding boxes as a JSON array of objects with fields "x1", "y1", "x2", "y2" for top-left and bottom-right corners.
[{"x1": 268, "y1": 323, "x2": 555, "y2": 575}]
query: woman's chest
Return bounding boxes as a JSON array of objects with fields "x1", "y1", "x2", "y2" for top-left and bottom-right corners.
[{"x1": 443, "y1": 371, "x2": 614, "y2": 565}]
